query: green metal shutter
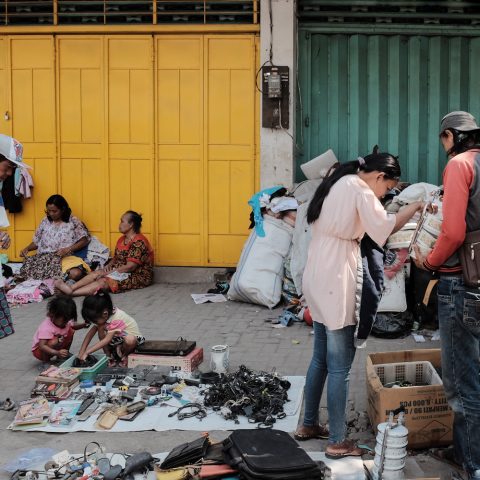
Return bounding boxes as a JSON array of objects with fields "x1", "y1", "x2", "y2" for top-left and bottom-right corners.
[{"x1": 297, "y1": 32, "x2": 480, "y2": 184}]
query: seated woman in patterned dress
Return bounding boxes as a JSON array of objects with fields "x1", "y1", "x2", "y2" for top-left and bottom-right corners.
[
  {"x1": 54, "y1": 210, "x2": 154, "y2": 296},
  {"x1": 19, "y1": 194, "x2": 90, "y2": 281}
]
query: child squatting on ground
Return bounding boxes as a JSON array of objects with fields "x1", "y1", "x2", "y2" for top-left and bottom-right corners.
[
  {"x1": 32, "y1": 296, "x2": 89, "y2": 362},
  {"x1": 78, "y1": 292, "x2": 144, "y2": 367}
]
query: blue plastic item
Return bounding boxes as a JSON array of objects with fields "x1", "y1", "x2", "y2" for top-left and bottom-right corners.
[
  {"x1": 2, "y1": 448, "x2": 58, "y2": 473},
  {"x1": 80, "y1": 380, "x2": 94, "y2": 388}
]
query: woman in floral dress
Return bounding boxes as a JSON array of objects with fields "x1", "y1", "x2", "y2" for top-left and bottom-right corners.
[
  {"x1": 19, "y1": 194, "x2": 90, "y2": 280},
  {"x1": 55, "y1": 210, "x2": 153, "y2": 296}
]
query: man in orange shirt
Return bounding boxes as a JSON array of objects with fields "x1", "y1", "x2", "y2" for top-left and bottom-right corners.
[{"x1": 414, "y1": 111, "x2": 480, "y2": 479}]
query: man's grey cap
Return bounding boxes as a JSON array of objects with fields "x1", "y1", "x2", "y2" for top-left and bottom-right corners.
[{"x1": 440, "y1": 111, "x2": 480, "y2": 135}]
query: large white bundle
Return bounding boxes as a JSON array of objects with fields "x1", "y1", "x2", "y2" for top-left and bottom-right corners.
[
  {"x1": 378, "y1": 267, "x2": 407, "y2": 313},
  {"x1": 228, "y1": 215, "x2": 294, "y2": 308}
]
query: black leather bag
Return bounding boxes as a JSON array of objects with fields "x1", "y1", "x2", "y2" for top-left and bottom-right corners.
[
  {"x1": 223, "y1": 430, "x2": 322, "y2": 479},
  {"x1": 160, "y1": 436, "x2": 209, "y2": 469},
  {"x1": 460, "y1": 230, "x2": 480, "y2": 288},
  {"x1": 136, "y1": 338, "x2": 196, "y2": 356}
]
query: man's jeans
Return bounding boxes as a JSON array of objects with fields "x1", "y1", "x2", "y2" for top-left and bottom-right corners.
[
  {"x1": 303, "y1": 322, "x2": 356, "y2": 443},
  {"x1": 438, "y1": 275, "x2": 480, "y2": 479}
]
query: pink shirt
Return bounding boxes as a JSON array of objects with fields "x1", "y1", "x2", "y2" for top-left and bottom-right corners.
[{"x1": 32, "y1": 317, "x2": 74, "y2": 351}]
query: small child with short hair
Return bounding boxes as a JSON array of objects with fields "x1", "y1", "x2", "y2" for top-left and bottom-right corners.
[
  {"x1": 32, "y1": 296, "x2": 88, "y2": 362},
  {"x1": 78, "y1": 292, "x2": 144, "y2": 367}
]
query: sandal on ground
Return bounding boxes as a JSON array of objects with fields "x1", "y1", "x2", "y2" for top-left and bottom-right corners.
[
  {"x1": 294, "y1": 424, "x2": 329, "y2": 441},
  {"x1": 325, "y1": 439, "x2": 367, "y2": 459},
  {"x1": 429, "y1": 446, "x2": 464, "y2": 471},
  {"x1": 0, "y1": 398, "x2": 15, "y2": 411}
]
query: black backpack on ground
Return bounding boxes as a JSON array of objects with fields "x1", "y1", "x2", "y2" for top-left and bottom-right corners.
[{"x1": 223, "y1": 429, "x2": 323, "y2": 479}]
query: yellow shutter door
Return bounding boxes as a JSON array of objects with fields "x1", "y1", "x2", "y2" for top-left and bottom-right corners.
[
  {"x1": 156, "y1": 34, "x2": 257, "y2": 266},
  {"x1": 156, "y1": 36, "x2": 204, "y2": 266},
  {"x1": 57, "y1": 36, "x2": 107, "y2": 245},
  {"x1": 107, "y1": 36, "x2": 154, "y2": 251},
  {"x1": 206, "y1": 36, "x2": 256, "y2": 265},
  {"x1": 7, "y1": 36, "x2": 57, "y2": 261}
]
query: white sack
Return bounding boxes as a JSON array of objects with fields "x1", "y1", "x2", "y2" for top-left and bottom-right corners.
[
  {"x1": 378, "y1": 267, "x2": 407, "y2": 313},
  {"x1": 291, "y1": 179, "x2": 322, "y2": 204},
  {"x1": 300, "y1": 149, "x2": 338, "y2": 180},
  {"x1": 228, "y1": 215, "x2": 293, "y2": 308}
]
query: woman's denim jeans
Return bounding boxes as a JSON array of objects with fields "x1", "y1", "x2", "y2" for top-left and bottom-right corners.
[
  {"x1": 438, "y1": 275, "x2": 480, "y2": 479},
  {"x1": 303, "y1": 322, "x2": 356, "y2": 443}
]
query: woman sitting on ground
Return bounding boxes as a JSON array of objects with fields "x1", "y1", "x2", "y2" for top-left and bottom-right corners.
[
  {"x1": 55, "y1": 210, "x2": 153, "y2": 296},
  {"x1": 19, "y1": 195, "x2": 90, "y2": 281}
]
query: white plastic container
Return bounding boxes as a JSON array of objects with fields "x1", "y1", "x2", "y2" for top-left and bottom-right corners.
[
  {"x1": 373, "y1": 360, "x2": 442, "y2": 387},
  {"x1": 210, "y1": 345, "x2": 229, "y2": 374}
]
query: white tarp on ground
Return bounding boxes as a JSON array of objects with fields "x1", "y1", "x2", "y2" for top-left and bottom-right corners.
[{"x1": 9, "y1": 376, "x2": 305, "y2": 434}]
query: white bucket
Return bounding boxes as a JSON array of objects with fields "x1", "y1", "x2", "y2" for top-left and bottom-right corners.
[{"x1": 210, "y1": 345, "x2": 229, "y2": 374}]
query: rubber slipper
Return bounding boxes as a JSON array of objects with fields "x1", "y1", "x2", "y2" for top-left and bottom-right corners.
[
  {"x1": 0, "y1": 398, "x2": 15, "y2": 411},
  {"x1": 294, "y1": 425, "x2": 329, "y2": 441}
]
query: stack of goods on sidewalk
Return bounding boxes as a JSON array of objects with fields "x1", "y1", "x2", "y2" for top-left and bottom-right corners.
[{"x1": 32, "y1": 365, "x2": 81, "y2": 400}]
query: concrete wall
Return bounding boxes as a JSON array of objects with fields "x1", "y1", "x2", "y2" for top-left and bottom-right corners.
[{"x1": 260, "y1": 0, "x2": 296, "y2": 189}]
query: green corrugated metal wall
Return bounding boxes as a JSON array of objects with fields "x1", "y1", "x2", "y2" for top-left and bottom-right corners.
[{"x1": 297, "y1": 33, "x2": 480, "y2": 184}]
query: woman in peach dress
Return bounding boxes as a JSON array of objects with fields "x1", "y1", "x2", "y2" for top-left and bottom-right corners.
[{"x1": 295, "y1": 151, "x2": 424, "y2": 458}]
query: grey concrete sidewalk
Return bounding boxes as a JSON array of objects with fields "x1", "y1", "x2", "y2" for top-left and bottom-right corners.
[{"x1": 0, "y1": 283, "x2": 454, "y2": 478}]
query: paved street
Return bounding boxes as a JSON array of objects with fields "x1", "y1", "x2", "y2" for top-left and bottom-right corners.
[{"x1": 0, "y1": 280, "x2": 455, "y2": 478}]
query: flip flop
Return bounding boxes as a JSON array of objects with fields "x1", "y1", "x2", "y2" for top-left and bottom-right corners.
[
  {"x1": 294, "y1": 425, "x2": 329, "y2": 441},
  {"x1": 325, "y1": 439, "x2": 368, "y2": 459},
  {"x1": 0, "y1": 398, "x2": 15, "y2": 411}
]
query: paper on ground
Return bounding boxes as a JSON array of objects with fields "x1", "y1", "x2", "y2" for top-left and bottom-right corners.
[{"x1": 191, "y1": 293, "x2": 227, "y2": 304}]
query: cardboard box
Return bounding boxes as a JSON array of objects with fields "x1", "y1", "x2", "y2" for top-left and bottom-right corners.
[
  {"x1": 366, "y1": 349, "x2": 453, "y2": 449},
  {"x1": 128, "y1": 347, "x2": 203, "y2": 372}
]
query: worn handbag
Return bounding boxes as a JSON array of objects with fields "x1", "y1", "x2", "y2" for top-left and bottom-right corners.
[
  {"x1": 160, "y1": 436, "x2": 209, "y2": 469},
  {"x1": 136, "y1": 338, "x2": 196, "y2": 356},
  {"x1": 459, "y1": 230, "x2": 480, "y2": 288}
]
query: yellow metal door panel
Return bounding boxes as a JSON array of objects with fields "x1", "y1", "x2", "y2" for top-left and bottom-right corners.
[
  {"x1": 229, "y1": 161, "x2": 253, "y2": 234},
  {"x1": 179, "y1": 160, "x2": 201, "y2": 234},
  {"x1": 157, "y1": 159, "x2": 201, "y2": 234},
  {"x1": 231, "y1": 70, "x2": 254, "y2": 145},
  {"x1": 109, "y1": 159, "x2": 131, "y2": 231},
  {"x1": 60, "y1": 158, "x2": 105, "y2": 236},
  {"x1": 59, "y1": 69, "x2": 82, "y2": 143},
  {"x1": 156, "y1": 35, "x2": 203, "y2": 265},
  {"x1": 157, "y1": 38, "x2": 201, "y2": 70},
  {"x1": 59, "y1": 69, "x2": 102, "y2": 143},
  {"x1": 57, "y1": 37, "x2": 106, "y2": 252},
  {"x1": 205, "y1": 35, "x2": 257, "y2": 265},
  {"x1": 109, "y1": 159, "x2": 153, "y2": 235},
  {"x1": 158, "y1": 160, "x2": 180, "y2": 233},
  {"x1": 180, "y1": 70, "x2": 201, "y2": 144},
  {"x1": 208, "y1": 160, "x2": 252, "y2": 236},
  {"x1": 208, "y1": 70, "x2": 231, "y2": 144},
  {"x1": 157, "y1": 234, "x2": 202, "y2": 265},
  {"x1": 108, "y1": 70, "x2": 131, "y2": 143},
  {"x1": 0, "y1": 38, "x2": 10, "y2": 136},
  {"x1": 13, "y1": 155, "x2": 58, "y2": 246},
  {"x1": 157, "y1": 71, "x2": 180, "y2": 143},
  {"x1": 11, "y1": 39, "x2": 52, "y2": 68},
  {"x1": 130, "y1": 159, "x2": 153, "y2": 234},
  {"x1": 11, "y1": 70, "x2": 34, "y2": 141},
  {"x1": 58, "y1": 38, "x2": 101, "y2": 68},
  {"x1": 107, "y1": 36, "x2": 154, "y2": 253},
  {"x1": 208, "y1": 38, "x2": 252, "y2": 69},
  {"x1": 129, "y1": 70, "x2": 153, "y2": 144},
  {"x1": 108, "y1": 39, "x2": 152, "y2": 69},
  {"x1": 208, "y1": 161, "x2": 230, "y2": 234},
  {"x1": 208, "y1": 235, "x2": 248, "y2": 264}
]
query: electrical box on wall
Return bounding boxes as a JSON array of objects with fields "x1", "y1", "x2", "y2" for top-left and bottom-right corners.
[{"x1": 262, "y1": 66, "x2": 289, "y2": 129}]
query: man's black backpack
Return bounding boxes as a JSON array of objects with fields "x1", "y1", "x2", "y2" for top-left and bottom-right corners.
[{"x1": 223, "y1": 429, "x2": 322, "y2": 479}]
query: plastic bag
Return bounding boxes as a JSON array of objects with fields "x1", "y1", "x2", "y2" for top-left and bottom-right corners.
[{"x1": 2, "y1": 448, "x2": 58, "y2": 472}]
